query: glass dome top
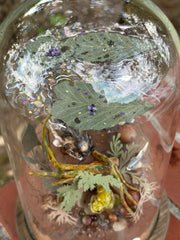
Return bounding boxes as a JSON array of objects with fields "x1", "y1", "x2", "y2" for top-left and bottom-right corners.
[{"x1": 0, "y1": 0, "x2": 178, "y2": 120}]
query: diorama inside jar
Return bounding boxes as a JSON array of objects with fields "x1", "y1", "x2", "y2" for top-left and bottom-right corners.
[{"x1": 0, "y1": 0, "x2": 180, "y2": 240}]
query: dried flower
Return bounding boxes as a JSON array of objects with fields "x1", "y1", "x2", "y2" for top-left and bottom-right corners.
[
  {"x1": 42, "y1": 203, "x2": 77, "y2": 225},
  {"x1": 88, "y1": 104, "x2": 96, "y2": 112},
  {"x1": 45, "y1": 46, "x2": 60, "y2": 57}
]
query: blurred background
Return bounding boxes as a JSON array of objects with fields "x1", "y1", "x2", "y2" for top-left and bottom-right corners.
[{"x1": 0, "y1": 0, "x2": 179, "y2": 187}]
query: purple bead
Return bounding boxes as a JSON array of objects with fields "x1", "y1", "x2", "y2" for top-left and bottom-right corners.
[
  {"x1": 45, "y1": 46, "x2": 60, "y2": 57},
  {"x1": 88, "y1": 104, "x2": 97, "y2": 112},
  {"x1": 120, "y1": 112, "x2": 125, "y2": 115}
]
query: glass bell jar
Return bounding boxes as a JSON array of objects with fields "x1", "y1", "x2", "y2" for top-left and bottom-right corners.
[{"x1": 0, "y1": 0, "x2": 180, "y2": 239}]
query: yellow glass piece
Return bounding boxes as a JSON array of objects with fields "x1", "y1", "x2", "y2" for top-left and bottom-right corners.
[{"x1": 89, "y1": 186, "x2": 115, "y2": 213}]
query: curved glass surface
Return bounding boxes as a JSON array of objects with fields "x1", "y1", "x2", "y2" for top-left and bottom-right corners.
[{"x1": 0, "y1": 1, "x2": 180, "y2": 239}]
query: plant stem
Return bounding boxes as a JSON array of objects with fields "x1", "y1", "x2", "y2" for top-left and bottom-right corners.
[
  {"x1": 114, "y1": 165, "x2": 140, "y2": 192},
  {"x1": 119, "y1": 185, "x2": 134, "y2": 214},
  {"x1": 92, "y1": 150, "x2": 139, "y2": 211},
  {"x1": 123, "y1": 188, "x2": 138, "y2": 207}
]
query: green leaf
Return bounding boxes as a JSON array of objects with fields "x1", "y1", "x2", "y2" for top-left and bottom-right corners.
[
  {"x1": 25, "y1": 35, "x2": 75, "y2": 67},
  {"x1": 74, "y1": 31, "x2": 155, "y2": 63},
  {"x1": 57, "y1": 184, "x2": 80, "y2": 213},
  {"x1": 56, "y1": 171, "x2": 121, "y2": 213},
  {"x1": 61, "y1": 189, "x2": 80, "y2": 213},
  {"x1": 49, "y1": 14, "x2": 66, "y2": 27},
  {"x1": 37, "y1": 27, "x2": 46, "y2": 35},
  {"x1": 75, "y1": 171, "x2": 121, "y2": 192},
  {"x1": 43, "y1": 178, "x2": 58, "y2": 192},
  {"x1": 51, "y1": 81, "x2": 154, "y2": 130},
  {"x1": 32, "y1": 148, "x2": 51, "y2": 171},
  {"x1": 107, "y1": 133, "x2": 123, "y2": 158},
  {"x1": 57, "y1": 184, "x2": 74, "y2": 197},
  {"x1": 21, "y1": 124, "x2": 38, "y2": 152},
  {"x1": 119, "y1": 143, "x2": 139, "y2": 170},
  {"x1": 22, "y1": 154, "x2": 37, "y2": 164},
  {"x1": 24, "y1": 30, "x2": 155, "y2": 73}
]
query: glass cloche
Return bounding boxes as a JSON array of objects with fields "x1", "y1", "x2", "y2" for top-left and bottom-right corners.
[{"x1": 0, "y1": 0, "x2": 180, "y2": 239}]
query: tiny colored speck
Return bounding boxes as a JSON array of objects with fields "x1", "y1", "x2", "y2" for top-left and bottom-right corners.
[
  {"x1": 88, "y1": 104, "x2": 96, "y2": 112},
  {"x1": 78, "y1": 112, "x2": 81, "y2": 114},
  {"x1": 120, "y1": 112, "x2": 125, "y2": 115},
  {"x1": 20, "y1": 92, "x2": 24, "y2": 94},
  {"x1": 71, "y1": 59, "x2": 75, "y2": 63},
  {"x1": 37, "y1": 96, "x2": 40, "y2": 100},
  {"x1": 65, "y1": 90, "x2": 69, "y2": 93},
  {"x1": 46, "y1": 46, "x2": 60, "y2": 57},
  {"x1": 37, "y1": 104, "x2": 44, "y2": 107},
  {"x1": 29, "y1": 111, "x2": 32, "y2": 114},
  {"x1": 101, "y1": 140, "x2": 104, "y2": 144},
  {"x1": 84, "y1": 92, "x2": 88, "y2": 95},
  {"x1": 34, "y1": 101, "x2": 42, "y2": 105},
  {"x1": 77, "y1": 88, "x2": 81, "y2": 91},
  {"x1": 153, "y1": 55, "x2": 158, "y2": 58},
  {"x1": 104, "y1": 122, "x2": 107, "y2": 125},
  {"x1": 101, "y1": 134, "x2": 104, "y2": 137},
  {"x1": 23, "y1": 101, "x2": 29, "y2": 105}
]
